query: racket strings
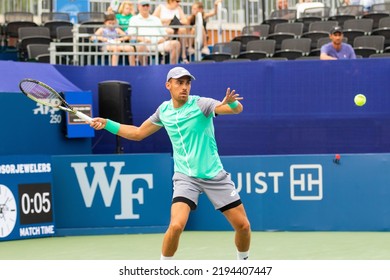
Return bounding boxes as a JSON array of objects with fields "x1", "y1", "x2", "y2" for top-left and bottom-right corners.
[{"x1": 21, "y1": 81, "x2": 61, "y2": 107}]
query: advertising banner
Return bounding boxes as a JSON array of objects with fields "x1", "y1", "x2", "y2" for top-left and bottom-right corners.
[
  {"x1": 187, "y1": 154, "x2": 390, "y2": 231},
  {"x1": 51, "y1": 154, "x2": 172, "y2": 235},
  {"x1": 55, "y1": 0, "x2": 89, "y2": 23},
  {"x1": 0, "y1": 155, "x2": 55, "y2": 241},
  {"x1": 63, "y1": 91, "x2": 95, "y2": 138}
]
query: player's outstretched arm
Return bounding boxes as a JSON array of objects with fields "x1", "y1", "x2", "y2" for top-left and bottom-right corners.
[
  {"x1": 215, "y1": 87, "x2": 244, "y2": 115},
  {"x1": 90, "y1": 118, "x2": 161, "y2": 141}
]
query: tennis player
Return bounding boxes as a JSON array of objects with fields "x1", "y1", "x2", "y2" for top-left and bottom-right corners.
[{"x1": 90, "y1": 66, "x2": 251, "y2": 260}]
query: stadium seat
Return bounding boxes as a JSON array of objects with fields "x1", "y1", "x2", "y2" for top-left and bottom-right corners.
[
  {"x1": 267, "y1": 22, "x2": 304, "y2": 50},
  {"x1": 371, "y1": 17, "x2": 390, "y2": 48},
  {"x1": 296, "y1": 6, "x2": 331, "y2": 33},
  {"x1": 343, "y1": 18, "x2": 374, "y2": 44},
  {"x1": 4, "y1": 11, "x2": 34, "y2": 23},
  {"x1": 41, "y1": 12, "x2": 71, "y2": 24},
  {"x1": 3, "y1": 21, "x2": 38, "y2": 48},
  {"x1": 362, "y1": 11, "x2": 390, "y2": 29},
  {"x1": 242, "y1": 24, "x2": 270, "y2": 39},
  {"x1": 27, "y1": 44, "x2": 50, "y2": 63},
  {"x1": 231, "y1": 34, "x2": 261, "y2": 52},
  {"x1": 202, "y1": 41, "x2": 241, "y2": 62},
  {"x1": 273, "y1": 37, "x2": 312, "y2": 59},
  {"x1": 371, "y1": 3, "x2": 390, "y2": 12},
  {"x1": 261, "y1": 18, "x2": 288, "y2": 34},
  {"x1": 44, "y1": 21, "x2": 73, "y2": 40},
  {"x1": 301, "y1": 20, "x2": 338, "y2": 49},
  {"x1": 269, "y1": 9, "x2": 297, "y2": 21},
  {"x1": 353, "y1": 35, "x2": 385, "y2": 57},
  {"x1": 334, "y1": 5, "x2": 364, "y2": 17},
  {"x1": 369, "y1": 52, "x2": 390, "y2": 58},
  {"x1": 77, "y1": 12, "x2": 105, "y2": 24},
  {"x1": 237, "y1": 39, "x2": 275, "y2": 60},
  {"x1": 17, "y1": 26, "x2": 51, "y2": 61}
]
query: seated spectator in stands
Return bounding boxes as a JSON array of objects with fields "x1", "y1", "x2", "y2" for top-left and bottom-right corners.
[
  {"x1": 127, "y1": 0, "x2": 181, "y2": 65},
  {"x1": 320, "y1": 26, "x2": 356, "y2": 60},
  {"x1": 341, "y1": 0, "x2": 374, "y2": 13},
  {"x1": 152, "y1": 0, "x2": 189, "y2": 63},
  {"x1": 93, "y1": 13, "x2": 136, "y2": 66},
  {"x1": 361, "y1": 0, "x2": 376, "y2": 13},
  {"x1": 277, "y1": 0, "x2": 288, "y2": 10},
  {"x1": 116, "y1": 1, "x2": 135, "y2": 31},
  {"x1": 186, "y1": 0, "x2": 221, "y2": 55}
]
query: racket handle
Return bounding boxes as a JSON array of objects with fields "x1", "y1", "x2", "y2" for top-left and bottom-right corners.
[{"x1": 75, "y1": 111, "x2": 93, "y2": 123}]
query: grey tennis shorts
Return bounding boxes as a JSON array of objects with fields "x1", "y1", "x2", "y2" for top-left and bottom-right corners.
[{"x1": 172, "y1": 170, "x2": 241, "y2": 212}]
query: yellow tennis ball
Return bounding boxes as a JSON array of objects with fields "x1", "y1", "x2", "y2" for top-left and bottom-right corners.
[{"x1": 354, "y1": 94, "x2": 366, "y2": 106}]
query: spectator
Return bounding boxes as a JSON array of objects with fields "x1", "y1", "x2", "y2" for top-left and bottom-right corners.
[
  {"x1": 116, "y1": 1, "x2": 135, "y2": 31},
  {"x1": 343, "y1": 0, "x2": 377, "y2": 13},
  {"x1": 127, "y1": 0, "x2": 181, "y2": 65},
  {"x1": 186, "y1": 0, "x2": 222, "y2": 55},
  {"x1": 92, "y1": 13, "x2": 136, "y2": 66},
  {"x1": 320, "y1": 26, "x2": 356, "y2": 60},
  {"x1": 152, "y1": 0, "x2": 189, "y2": 63},
  {"x1": 277, "y1": 0, "x2": 289, "y2": 10},
  {"x1": 361, "y1": 0, "x2": 376, "y2": 13},
  {"x1": 106, "y1": 6, "x2": 114, "y2": 14}
]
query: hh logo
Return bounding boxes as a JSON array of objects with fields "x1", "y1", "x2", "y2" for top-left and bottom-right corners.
[
  {"x1": 71, "y1": 162, "x2": 153, "y2": 220},
  {"x1": 290, "y1": 164, "x2": 322, "y2": 200}
]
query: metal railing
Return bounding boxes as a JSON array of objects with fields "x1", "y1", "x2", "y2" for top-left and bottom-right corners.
[
  {"x1": 49, "y1": 41, "x2": 160, "y2": 66},
  {"x1": 49, "y1": 22, "x2": 202, "y2": 66}
]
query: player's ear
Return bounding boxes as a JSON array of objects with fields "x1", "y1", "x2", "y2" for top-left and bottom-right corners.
[{"x1": 165, "y1": 81, "x2": 171, "y2": 90}]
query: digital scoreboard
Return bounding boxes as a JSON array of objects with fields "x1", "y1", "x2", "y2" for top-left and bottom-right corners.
[{"x1": 0, "y1": 155, "x2": 55, "y2": 241}]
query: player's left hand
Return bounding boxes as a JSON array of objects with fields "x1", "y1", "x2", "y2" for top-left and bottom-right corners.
[{"x1": 221, "y1": 87, "x2": 243, "y2": 105}]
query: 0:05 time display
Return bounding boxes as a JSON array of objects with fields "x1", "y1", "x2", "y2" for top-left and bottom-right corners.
[
  {"x1": 20, "y1": 191, "x2": 51, "y2": 215},
  {"x1": 18, "y1": 183, "x2": 53, "y2": 225}
]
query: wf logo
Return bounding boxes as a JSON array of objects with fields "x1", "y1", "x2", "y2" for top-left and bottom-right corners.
[
  {"x1": 290, "y1": 164, "x2": 323, "y2": 200},
  {"x1": 71, "y1": 162, "x2": 153, "y2": 219}
]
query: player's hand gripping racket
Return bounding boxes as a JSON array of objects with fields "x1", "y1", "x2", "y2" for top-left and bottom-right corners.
[{"x1": 19, "y1": 79, "x2": 93, "y2": 123}]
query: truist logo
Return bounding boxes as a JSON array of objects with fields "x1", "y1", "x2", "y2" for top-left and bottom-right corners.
[{"x1": 71, "y1": 162, "x2": 153, "y2": 220}]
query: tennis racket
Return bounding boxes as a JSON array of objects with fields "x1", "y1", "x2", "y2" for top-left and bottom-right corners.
[{"x1": 19, "y1": 79, "x2": 93, "y2": 123}]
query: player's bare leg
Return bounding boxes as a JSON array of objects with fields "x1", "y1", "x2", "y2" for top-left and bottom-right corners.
[
  {"x1": 161, "y1": 202, "x2": 191, "y2": 259},
  {"x1": 223, "y1": 204, "x2": 251, "y2": 259}
]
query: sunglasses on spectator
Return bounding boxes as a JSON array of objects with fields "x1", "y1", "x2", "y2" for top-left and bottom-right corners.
[{"x1": 142, "y1": 4, "x2": 150, "y2": 6}]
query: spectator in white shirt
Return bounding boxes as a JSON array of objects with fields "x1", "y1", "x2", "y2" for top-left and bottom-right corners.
[
  {"x1": 127, "y1": 0, "x2": 181, "y2": 65},
  {"x1": 153, "y1": 0, "x2": 189, "y2": 63}
]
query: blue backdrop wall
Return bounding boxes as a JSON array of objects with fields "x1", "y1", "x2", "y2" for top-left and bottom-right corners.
[
  {"x1": 54, "y1": 59, "x2": 390, "y2": 156},
  {"x1": 1, "y1": 60, "x2": 390, "y2": 156}
]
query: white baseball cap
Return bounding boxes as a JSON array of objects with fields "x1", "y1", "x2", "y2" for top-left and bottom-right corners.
[
  {"x1": 166, "y1": 67, "x2": 196, "y2": 82},
  {"x1": 138, "y1": 0, "x2": 151, "y2": 5}
]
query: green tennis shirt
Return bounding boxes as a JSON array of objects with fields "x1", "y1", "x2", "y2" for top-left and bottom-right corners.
[{"x1": 149, "y1": 95, "x2": 223, "y2": 179}]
